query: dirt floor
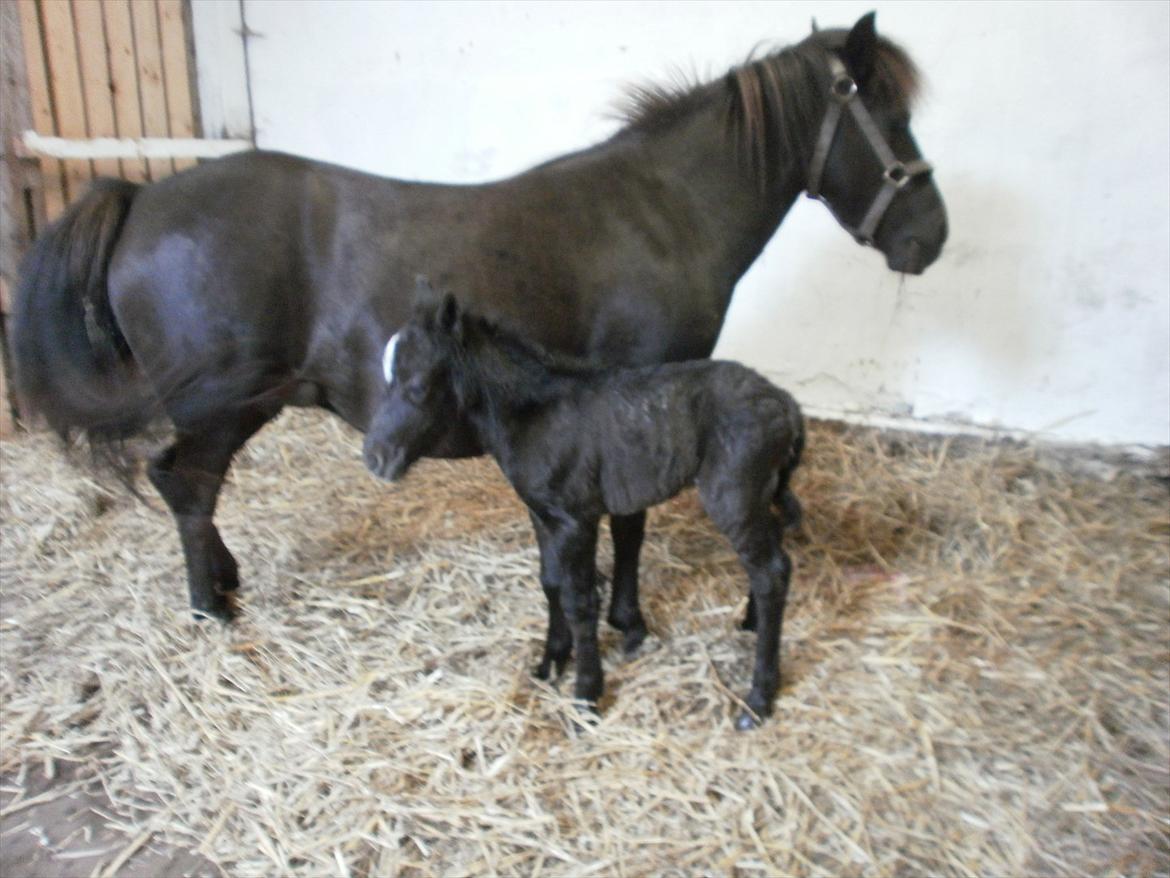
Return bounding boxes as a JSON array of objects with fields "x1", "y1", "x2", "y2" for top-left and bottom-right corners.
[{"x1": 1, "y1": 410, "x2": 1167, "y2": 876}]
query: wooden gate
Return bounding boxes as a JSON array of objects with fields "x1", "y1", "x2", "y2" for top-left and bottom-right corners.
[{"x1": 0, "y1": 0, "x2": 251, "y2": 434}]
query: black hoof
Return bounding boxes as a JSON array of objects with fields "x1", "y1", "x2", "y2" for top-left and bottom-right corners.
[
  {"x1": 568, "y1": 700, "x2": 600, "y2": 734},
  {"x1": 534, "y1": 651, "x2": 571, "y2": 681},
  {"x1": 192, "y1": 592, "x2": 238, "y2": 623},
  {"x1": 735, "y1": 709, "x2": 762, "y2": 731},
  {"x1": 621, "y1": 624, "x2": 648, "y2": 657}
]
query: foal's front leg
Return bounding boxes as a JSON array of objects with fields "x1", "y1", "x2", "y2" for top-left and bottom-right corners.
[
  {"x1": 609, "y1": 512, "x2": 649, "y2": 654},
  {"x1": 529, "y1": 511, "x2": 572, "y2": 680},
  {"x1": 533, "y1": 511, "x2": 603, "y2": 709}
]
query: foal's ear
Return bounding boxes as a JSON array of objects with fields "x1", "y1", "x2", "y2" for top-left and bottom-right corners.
[
  {"x1": 842, "y1": 11, "x2": 878, "y2": 85},
  {"x1": 438, "y1": 292, "x2": 463, "y2": 339},
  {"x1": 413, "y1": 274, "x2": 439, "y2": 311}
]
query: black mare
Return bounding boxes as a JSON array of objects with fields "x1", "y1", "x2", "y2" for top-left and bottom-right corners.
[
  {"x1": 11, "y1": 14, "x2": 945, "y2": 625},
  {"x1": 366, "y1": 284, "x2": 805, "y2": 728}
]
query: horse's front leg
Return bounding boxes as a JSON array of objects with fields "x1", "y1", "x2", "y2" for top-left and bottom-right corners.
[
  {"x1": 536, "y1": 512, "x2": 603, "y2": 710},
  {"x1": 609, "y1": 512, "x2": 649, "y2": 655}
]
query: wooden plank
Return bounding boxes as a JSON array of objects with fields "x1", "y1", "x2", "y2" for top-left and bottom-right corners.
[
  {"x1": 0, "y1": 344, "x2": 13, "y2": 437},
  {"x1": 71, "y1": 0, "x2": 120, "y2": 179},
  {"x1": 2, "y1": 0, "x2": 40, "y2": 267},
  {"x1": 20, "y1": 131, "x2": 251, "y2": 160},
  {"x1": 39, "y1": 0, "x2": 92, "y2": 202},
  {"x1": 0, "y1": 279, "x2": 13, "y2": 436},
  {"x1": 157, "y1": 0, "x2": 197, "y2": 171},
  {"x1": 102, "y1": 0, "x2": 147, "y2": 182},
  {"x1": 17, "y1": 0, "x2": 66, "y2": 220},
  {"x1": 130, "y1": 0, "x2": 173, "y2": 180}
]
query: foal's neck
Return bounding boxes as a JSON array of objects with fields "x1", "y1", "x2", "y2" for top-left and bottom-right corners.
[{"x1": 453, "y1": 327, "x2": 582, "y2": 459}]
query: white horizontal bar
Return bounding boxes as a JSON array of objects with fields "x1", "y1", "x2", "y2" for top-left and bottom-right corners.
[{"x1": 20, "y1": 130, "x2": 252, "y2": 160}]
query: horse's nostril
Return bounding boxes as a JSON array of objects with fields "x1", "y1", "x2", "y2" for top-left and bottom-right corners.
[{"x1": 907, "y1": 238, "x2": 923, "y2": 265}]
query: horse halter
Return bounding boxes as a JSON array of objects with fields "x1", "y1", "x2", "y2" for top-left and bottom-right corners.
[{"x1": 805, "y1": 55, "x2": 933, "y2": 246}]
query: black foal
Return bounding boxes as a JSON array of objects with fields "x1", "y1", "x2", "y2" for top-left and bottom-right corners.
[{"x1": 365, "y1": 282, "x2": 804, "y2": 729}]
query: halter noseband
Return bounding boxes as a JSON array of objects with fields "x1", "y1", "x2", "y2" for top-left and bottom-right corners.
[{"x1": 805, "y1": 55, "x2": 933, "y2": 246}]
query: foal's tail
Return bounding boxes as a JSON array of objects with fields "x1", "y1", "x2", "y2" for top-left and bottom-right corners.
[
  {"x1": 10, "y1": 178, "x2": 156, "y2": 447},
  {"x1": 772, "y1": 410, "x2": 806, "y2": 530}
]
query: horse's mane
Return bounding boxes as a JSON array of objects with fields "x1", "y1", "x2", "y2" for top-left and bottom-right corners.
[{"x1": 615, "y1": 28, "x2": 920, "y2": 186}]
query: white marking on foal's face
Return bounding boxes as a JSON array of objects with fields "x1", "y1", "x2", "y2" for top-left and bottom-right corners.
[{"x1": 382, "y1": 332, "x2": 401, "y2": 385}]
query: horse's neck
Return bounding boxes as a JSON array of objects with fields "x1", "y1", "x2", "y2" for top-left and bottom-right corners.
[{"x1": 616, "y1": 91, "x2": 807, "y2": 286}]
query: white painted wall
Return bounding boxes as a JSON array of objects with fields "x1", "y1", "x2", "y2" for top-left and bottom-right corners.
[{"x1": 198, "y1": 0, "x2": 1170, "y2": 447}]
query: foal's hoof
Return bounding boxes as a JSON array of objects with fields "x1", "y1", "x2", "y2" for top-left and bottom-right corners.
[
  {"x1": 735, "y1": 709, "x2": 762, "y2": 731},
  {"x1": 534, "y1": 652, "x2": 570, "y2": 682},
  {"x1": 192, "y1": 593, "x2": 238, "y2": 623},
  {"x1": 568, "y1": 700, "x2": 601, "y2": 734},
  {"x1": 620, "y1": 624, "x2": 648, "y2": 657},
  {"x1": 735, "y1": 692, "x2": 773, "y2": 731}
]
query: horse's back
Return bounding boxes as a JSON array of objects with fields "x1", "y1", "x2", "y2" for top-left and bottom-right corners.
[{"x1": 104, "y1": 152, "x2": 423, "y2": 425}]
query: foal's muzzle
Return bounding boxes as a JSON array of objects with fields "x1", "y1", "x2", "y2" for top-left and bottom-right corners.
[{"x1": 364, "y1": 443, "x2": 409, "y2": 482}]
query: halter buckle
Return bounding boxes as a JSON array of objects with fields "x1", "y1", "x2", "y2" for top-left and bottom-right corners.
[{"x1": 884, "y1": 162, "x2": 911, "y2": 189}]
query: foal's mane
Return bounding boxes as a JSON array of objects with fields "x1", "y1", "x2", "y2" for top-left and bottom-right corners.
[
  {"x1": 616, "y1": 28, "x2": 920, "y2": 185},
  {"x1": 442, "y1": 308, "x2": 603, "y2": 413}
]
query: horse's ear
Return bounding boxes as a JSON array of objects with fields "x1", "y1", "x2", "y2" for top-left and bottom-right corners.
[
  {"x1": 438, "y1": 292, "x2": 463, "y2": 339},
  {"x1": 842, "y1": 11, "x2": 877, "y2": 85}
]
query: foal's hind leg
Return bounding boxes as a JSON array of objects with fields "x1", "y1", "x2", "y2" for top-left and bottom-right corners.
[
  {"x1": 148, "y1": 406, "x2": 278, "y2": 620},
  {"x1": 742, "y1": 487, "x2": 801, "y2": 632},
  {"x1": 701, "y1": 479, "x2": 791, "y2": 729},
  {"x1": 732, "y1": 524, "x2": 791, "y2": 729},
  {"x1": 608, "y1": 512, "x2": 649, "y2": 655}
]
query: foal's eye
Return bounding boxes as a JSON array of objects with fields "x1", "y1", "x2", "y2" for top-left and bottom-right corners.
[{"x1": 404, "y1": 381, "x2": 427, "y2": 406}]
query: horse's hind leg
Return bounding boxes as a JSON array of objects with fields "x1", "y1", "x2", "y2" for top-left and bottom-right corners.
[
  {"x1": 148, "y1": 406, "x2": 278, "y2": 620},
  {"x1": 608, "y1": 512, "x2": 649, "y2": 655}
]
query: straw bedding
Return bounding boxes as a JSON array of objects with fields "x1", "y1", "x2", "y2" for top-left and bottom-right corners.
[{"x1": 1, "y1": 409, "x2": 1167, "y2": 876}]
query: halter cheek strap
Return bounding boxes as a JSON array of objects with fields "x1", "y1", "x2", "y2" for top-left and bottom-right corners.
[{"x1": 805, "y1": 55, "x2": 933, "y2": 245}]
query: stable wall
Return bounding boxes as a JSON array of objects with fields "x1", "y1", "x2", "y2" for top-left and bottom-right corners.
[{"x1": 196, "y1": 0, "x2": 1170, "y2": 447}]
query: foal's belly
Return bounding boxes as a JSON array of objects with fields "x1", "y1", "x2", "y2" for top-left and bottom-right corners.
[{"x1": 597, "y1": 439, "x2": 700, "y2": 517}]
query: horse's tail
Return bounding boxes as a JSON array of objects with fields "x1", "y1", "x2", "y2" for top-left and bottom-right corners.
[{"x1": 10, "y1": 178, "x2": 156, "y2": 447}]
